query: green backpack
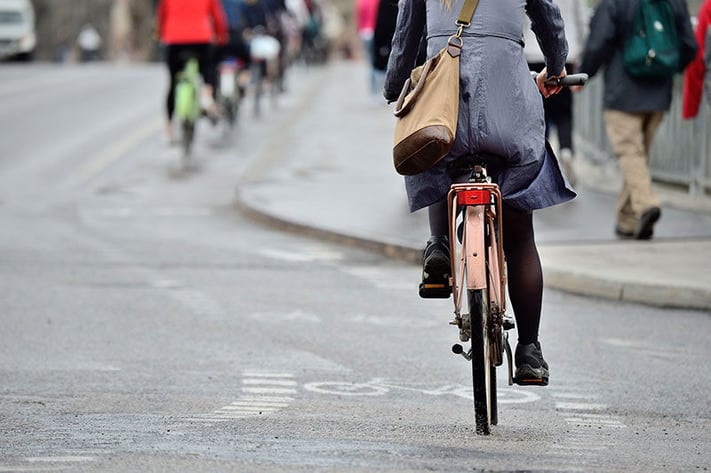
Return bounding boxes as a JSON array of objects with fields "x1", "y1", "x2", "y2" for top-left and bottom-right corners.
[{"x1": 623, "y1": 0, "x2": 681, "y2": 78}]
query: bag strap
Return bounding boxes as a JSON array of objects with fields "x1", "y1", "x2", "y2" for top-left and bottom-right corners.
[
  {"x1": 456, "y1": 0, "x2": 480, "y2": 28},
  {"x1": 449, "y1": 0, "x2": 480, "y2": 46}
]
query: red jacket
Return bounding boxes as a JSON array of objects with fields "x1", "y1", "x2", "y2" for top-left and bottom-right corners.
[
  {"x1": 683, "y1": 0, "x2": 711, "y2": 119},
  {"x1": 157, "y1": 0, "x2": 228, "y2": 45}
]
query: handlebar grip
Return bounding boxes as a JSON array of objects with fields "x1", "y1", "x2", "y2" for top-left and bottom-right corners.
[{"x1": 544, "y1": 73, "x2": 589, "y2": 86}]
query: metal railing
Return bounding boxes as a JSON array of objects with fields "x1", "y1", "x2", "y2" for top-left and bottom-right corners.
[{"x1": 573, "y1": 75, "x2": 711, "y2": 195}]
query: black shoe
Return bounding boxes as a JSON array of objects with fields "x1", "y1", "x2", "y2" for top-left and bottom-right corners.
[
  {"x1": 634, "y1": 207, "x2": 661, "y2": 240},
  {"x1": 419, "y1": 235, "x2": 451, "y2": 298},
  {"x1": 514, "y1": 341, "x2": 549, "y2": 386}
]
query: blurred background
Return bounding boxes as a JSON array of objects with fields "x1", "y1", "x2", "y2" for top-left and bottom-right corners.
[
  {"x1": 1, "y1": 0, "x2": 358, "y2": 63},
  {"x1": 1, "y1": 0, "x2": 709, "y2": 193},
  {"x1": 3, "y1": 0, "x2": 704, "y2": 64}
]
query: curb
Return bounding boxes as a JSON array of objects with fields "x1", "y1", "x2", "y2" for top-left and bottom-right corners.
[
  {"x1": 232, "y1": 61, "x2": 710, "y2": 313},
  {"x1": 540, "y1": 255, "x2": 711, "y2": 311},
  {"x1": 235, "y1": 192, "x2": 711, "y2": 312}
]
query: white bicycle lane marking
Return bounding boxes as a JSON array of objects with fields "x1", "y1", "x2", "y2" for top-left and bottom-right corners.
[
  {"x1": 185, "y1": 372, "x2": 298, "y2": 423},
  {"x1": 303, "y1": 378, "x2": 540, "y2": 404}
]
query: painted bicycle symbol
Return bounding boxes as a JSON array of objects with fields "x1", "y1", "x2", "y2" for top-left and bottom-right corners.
[{"x1": 303, "y1": 378, "x2": 539, "y2": 404}]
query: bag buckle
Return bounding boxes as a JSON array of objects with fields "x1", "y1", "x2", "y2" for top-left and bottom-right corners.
[
  {"x1": 448, "y1": 20, "x2": 469, "y2": 47},
  {"x1": 447, "y1": 34, "x2": 463, "y2": 49},
  {"x1": 454, "y1": 21, "x2": 470, "y2": 37}
]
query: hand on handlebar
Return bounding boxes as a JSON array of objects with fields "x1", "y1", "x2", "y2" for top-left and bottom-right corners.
[{"x1": 535, "y1": 66, "x2": 566, "y2": 98}]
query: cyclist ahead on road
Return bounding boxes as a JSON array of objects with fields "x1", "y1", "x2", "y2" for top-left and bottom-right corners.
[
  {"x1": 218, "y1": 0, "x2": 252, "y2": 67},
  {"x1": 156, "y1": 0, "x2": 229, "y2": 141},
  {"x1": 384, "y1": 0, "x2": 572, "y2": 384}
]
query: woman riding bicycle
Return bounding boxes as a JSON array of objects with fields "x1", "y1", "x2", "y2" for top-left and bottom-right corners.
[
  {"x1": 383, "y1": 0, "x2": 574, "y2": 384},
  {"x1": 156, "y1": 0, "x2": 229, "y2": 141}
]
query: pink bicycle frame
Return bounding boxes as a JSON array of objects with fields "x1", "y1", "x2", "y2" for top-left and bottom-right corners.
[{"x1": 447, "y1": 183, "x2": 506, "y2": 317}]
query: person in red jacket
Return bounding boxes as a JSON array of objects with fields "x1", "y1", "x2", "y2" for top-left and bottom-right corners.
[
  {"x1": 683, "y1": 0, "x2": 711, "y2": 119},
  {"x1": 156, "y1": 0, "x2": 228, "y2": 140}
]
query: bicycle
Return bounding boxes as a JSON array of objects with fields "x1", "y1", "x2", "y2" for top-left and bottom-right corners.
[
  {"x1": 216, "y1": 56, "x2": 245, "y2": 132},
  {"x1": 173, "y1": 56, "x2": 202, "y2": 170},
  {"x1": 248, "y1": 27, "x2": 281, "y2": 118},
  {"x1": 419, "y1": 73, "x2": 588, "y2": 435}
]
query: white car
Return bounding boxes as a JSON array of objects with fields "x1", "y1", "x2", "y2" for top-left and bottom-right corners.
[{"x1": 0, "y1": 0, "x2": 36, "y2": 60}]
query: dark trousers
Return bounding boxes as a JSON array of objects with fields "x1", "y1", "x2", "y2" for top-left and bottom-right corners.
[
  {"x1": 529, "y1": 62, "x2": 574, "y2": 151},
  {"x1": 165, "y1": 43, "x2": 214, "y2": 121}
]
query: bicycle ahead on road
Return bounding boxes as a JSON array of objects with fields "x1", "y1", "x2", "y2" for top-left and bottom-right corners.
[
  {"x1": 248, "y1": 27, "x2": 281, "y2": 118},
  {"x1": 173, "y1": 56, "x2": 202, "y2": 170},
  {"x1": 216, "y1": 56, "x2": 247, "y2": 132},
  {"x1": 419, "y1": 73, "x2": 588, "y2": 435}
]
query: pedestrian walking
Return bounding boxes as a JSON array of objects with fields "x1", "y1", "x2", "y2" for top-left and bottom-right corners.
[
  {"x1": 579, "y1": 0, "x2": 697, "y2": 240},
  {"x1": 372, "y1": 0, "x2": 397, "y2": 74},
  {"x1": 682, "y1": 0, "x2": 711, "y2": 119},
  {"x1": 356, "y1": 0, "x2": 381, "y2": 97},
  {"x1": 77, "y1": 24, "x2": 102, "y2": 62},
  {"x1": 523, "y1": 0, "x2": 589, "y2": 185},
  {"x1": 372, "y1": 0, "x2": 426, "y2": 75},
  {"x1": 384, "y1": 0, "x2": 574, "y2": 384}
]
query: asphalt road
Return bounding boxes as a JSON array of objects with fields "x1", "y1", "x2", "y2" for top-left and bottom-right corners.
[{"x1": 0, "y1": 62, "x2": 709, "y2": 472}]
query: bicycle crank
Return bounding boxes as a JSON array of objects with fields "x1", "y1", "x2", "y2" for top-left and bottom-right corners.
[{"x1": 504, "y1": 332, "x2": 514, "y2": 385}]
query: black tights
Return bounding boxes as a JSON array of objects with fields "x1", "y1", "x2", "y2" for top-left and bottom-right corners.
[{"x1": 428, "y1": 199, "x2": 543, "y2": 345}]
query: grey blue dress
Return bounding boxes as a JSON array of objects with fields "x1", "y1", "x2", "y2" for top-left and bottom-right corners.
[{"x1": 384, "y1": 0, "x2": 576, "y2": 213}]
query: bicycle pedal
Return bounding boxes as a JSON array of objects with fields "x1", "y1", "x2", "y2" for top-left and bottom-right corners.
[
  {"x1": 513, "y1": 376, "x2": 549, "y2": 387},
  {"x1": 418, "y1": 282, "x2": 452, "y2": 299}
]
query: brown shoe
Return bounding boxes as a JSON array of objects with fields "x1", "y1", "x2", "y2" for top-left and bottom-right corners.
[
  {"x1": 615, "y1": 226, "x2": 634, "y2": 239},
  {"x1": 634, "y1": 207, "x2": 661, "y2": 240}
]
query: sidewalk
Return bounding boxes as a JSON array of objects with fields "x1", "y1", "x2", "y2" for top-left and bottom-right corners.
[{"x1": 235, "y1": 60, "x2": 711, "y2": 312}]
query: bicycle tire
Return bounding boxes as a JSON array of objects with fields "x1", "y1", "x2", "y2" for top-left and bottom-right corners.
[
  {"x1": 221, "y1": 96, "x2": 237, "y2": 128},
  {"x1": 468, "y1": 287, "x2": 494, "y2": 435},
  {"x1": 490, "y1": 360, "x2": 498, "y2": 425},
  {"x1": 181, "y1": 120, "x2": 194, "y2": 169},
  {"x1": 252, "y1": 62, "x2": 263, "y2": 118}
]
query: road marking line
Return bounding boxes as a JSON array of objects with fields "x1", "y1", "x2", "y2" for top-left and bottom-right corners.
[
  {"x1": 183, "y1": 418, "x2": 226, "y2": 423},
  {"x1": 551, "y1": 392, "x2": 600, "y2": 399},
  {"x1": 550, "y1": 444, "x2": 610, "y2": 451},
  {"x1": 555, "y1": 402, "x2": 608, "y2": 411},
  {"x1": 26, "y1": 457, "x2": 95, "y2": 463},
  {"x1": 341, "y1": 266, "x2": 413, "y2": 290},
  {"x1": 249, "y1": 311, "x2": 321, "y2": 323},
  {"x1": 237, "y1": 396, "x2": 295, "y2": 402},
  {"x1": 222, "y1": 404, "x2": 290, "y2": 410},
  {"x1": 242, "y1": 387, "x2": 297, "y2": 395},
  {"x1": 185, "y1": 372, "x2": 298, "y2": 422},
  {"x1": 563, "y1": 413, "x2": 618, "y2": 419},
  {"x1": 230, "y1": 398, "x2": 294, "y2": 405},
  {"x1": 218, "y1": 406, "x2": 282, "y2": 412},
  {"x1": 259, "y1": 248, "x2": 316, "y2": 262},
  {"x1": 185, "y1": 416, "x2": 245, "y2": 422},
  {"x1": 242, "y1": 372, "x2": 295, "y2": 378},
  {"x1": 242, "y1": 379, "x2": 298, "y2": 386},
  {"x1": 0, "y1": 467, "x2": 68, "y2": 472},
  {"x1": 564, "y1": 419, "x2": 627, "y2": 428},
  {"x1": 73, "y1": 118, "x2": 162, "y2": 186}
]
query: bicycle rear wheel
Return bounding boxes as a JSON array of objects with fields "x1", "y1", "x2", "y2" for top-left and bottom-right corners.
[
  {"x1": 251, "y1": 61, "x2": 264, "y2": 118},
  {"x1": 468, "y1": 287, "x2": 495, "y2": 435},
  {"x1": 180, "y1": 119, "x2": 194, "y2": 169}
]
